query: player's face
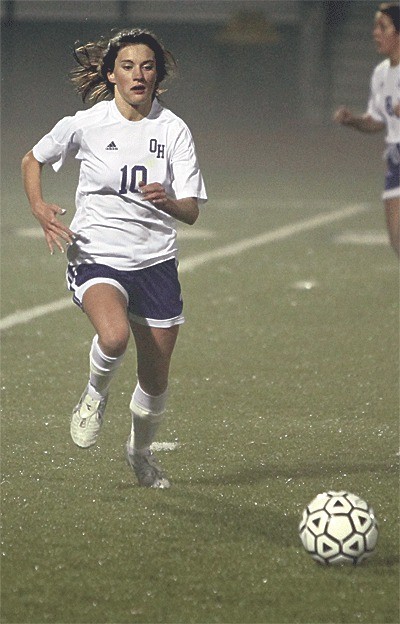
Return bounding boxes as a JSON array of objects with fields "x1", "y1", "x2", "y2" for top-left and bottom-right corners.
[
  {"x1": 373, "y1": 12, "x2": 399, "y2": 56},
  {"x1": 107, "y1": 44, "x2": 157, "y2": 118}
]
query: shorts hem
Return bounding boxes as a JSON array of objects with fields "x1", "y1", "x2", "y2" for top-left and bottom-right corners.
[
  {"x1": 129, "y1": 313, "x2": 185, "y2": 328},
  {"x1": 382, "y1": 188, "x2": 400, "y2": 200},
  {"x1": 73, "y1": 278, "x2": 129, "y2": 308}
]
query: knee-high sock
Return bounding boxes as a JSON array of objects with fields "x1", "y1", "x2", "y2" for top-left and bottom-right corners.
[
  {"x1": 129, "y1": 383, "x2": 168, "y2": 452},
  {"x1": 89, "y1": 335, "x2": 125, "y2": 397}
]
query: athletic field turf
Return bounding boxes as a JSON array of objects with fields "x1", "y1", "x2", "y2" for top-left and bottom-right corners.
[{"x1": 1, "y1": 119, "x2": 399, "y2": 623}]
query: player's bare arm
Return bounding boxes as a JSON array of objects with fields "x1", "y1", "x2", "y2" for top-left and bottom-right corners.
[
  {"x1": 138, "y1": 181, "x2": 199, "y2": 225},
  {"x1": 333, "y1": 107, "x2": 385, "y2": 133},
  {"x1": 21, "y1": 150, "x2": 75, "y2": 254}
]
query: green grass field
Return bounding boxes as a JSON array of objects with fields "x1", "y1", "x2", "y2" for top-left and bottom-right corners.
[{"x1": 1, "y1": 125, "x2": 399, "y2": 623}]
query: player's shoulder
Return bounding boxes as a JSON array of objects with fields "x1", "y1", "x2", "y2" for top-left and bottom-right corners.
[
  {"x1": 51, "y1": 101, "x2": 112, "y2": 134},
  {"x1": 371, "y1": 58, "x2": 391, "y2": 80},
  {"x1": 70, "y1": 100, "x2": 113, "y2": 128},
  {"x1": 45, "y1": 101, "x2": 113, "y2": 143},
  {"x1": 152, "y1": 100, "x2": 192, "y2": 135}
]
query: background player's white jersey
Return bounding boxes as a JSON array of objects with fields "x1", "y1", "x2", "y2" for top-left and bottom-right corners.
[
  {"x1": 367, "y1": 59, "x2": 400, "y2": 144},
  {"x1": 33, "y1": 99, "x2": 207, "y2": 270}
]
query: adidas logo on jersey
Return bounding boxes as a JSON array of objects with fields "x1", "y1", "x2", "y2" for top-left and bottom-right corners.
[{"x1": 106, "y1": 141, "x2": 118, "y2": 150}]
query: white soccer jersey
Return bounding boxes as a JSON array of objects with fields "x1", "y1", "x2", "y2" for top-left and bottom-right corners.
[
  {"x1": 367, "y1": 59, "x2": 400, "y2": 144},
  {"x1": 33, "y1": 99, "x2": 207, "y2": 270}
]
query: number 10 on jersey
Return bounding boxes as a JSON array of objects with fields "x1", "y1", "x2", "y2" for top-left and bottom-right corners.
[{"x1": 119, "y1": 165, "x2": 147, "y2": 194}]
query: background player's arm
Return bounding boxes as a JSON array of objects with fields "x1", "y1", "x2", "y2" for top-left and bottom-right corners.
[
  {"x1": 333, "y1": 106, "x2": 385, "y2": 133},
  {"x1": 21, "y1": 150, "x2": 75, "y2": 254},
  {"x1": 138, "y1": 181, "x2": 199, "y2": 225}
]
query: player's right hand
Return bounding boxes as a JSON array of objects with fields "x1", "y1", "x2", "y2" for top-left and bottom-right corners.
[
  {"x1": 333, "y1": 106, "x2": 353, "y2": 125},
  {"x1": 31, "y1": 200, "x2": 76, "y2": 254}
]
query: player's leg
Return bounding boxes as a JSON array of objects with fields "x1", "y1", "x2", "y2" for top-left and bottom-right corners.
[
  {"x1": 131, "y1": 322, "x2": 178, "y2": 396},
  {"x1": 71, "y1": 283, "x2": 130, "y2": 448},
  {"x1": 384, "y1": 196, "x2": 400, "y2": 256},
  {"x1": 126, "y1": 323, "x2": 179, "y2": 488}
]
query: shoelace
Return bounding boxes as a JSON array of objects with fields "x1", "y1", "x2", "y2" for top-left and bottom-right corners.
[{"x1": 79, "y1": 395, "x2": 106, "y2": 418}]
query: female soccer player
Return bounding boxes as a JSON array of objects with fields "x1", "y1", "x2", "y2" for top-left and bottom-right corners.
[
  {"x1": 21, "y1": 28, "x2": 207, "y2": 488},
  {"x1": 333, "y1": 2, "x2": 400, "y2": 256}
]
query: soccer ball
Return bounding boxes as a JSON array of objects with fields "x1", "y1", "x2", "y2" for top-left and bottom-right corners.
[{"x1": 299, "y1": 490, "x2": 378, "y2": 565}]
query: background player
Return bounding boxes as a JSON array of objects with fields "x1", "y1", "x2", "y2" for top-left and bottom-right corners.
[
  {"x1": 21, "y1": 28, "x2": 207, "y2": 488},
  {"x1": 333, "y1": 2, "x2": 400, "y2": 256}
]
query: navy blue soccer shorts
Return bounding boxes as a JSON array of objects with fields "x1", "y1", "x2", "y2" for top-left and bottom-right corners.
[
  {"x1": 66, "y1": 259, "x2": 184, "y2": 328},
  {"x1": 383, "y1": 143, "x2": 400, "y2": 200}
]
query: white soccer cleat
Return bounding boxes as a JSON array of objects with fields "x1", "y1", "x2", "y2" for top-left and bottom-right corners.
[
  {"x1": 70, "y1": 386, "x2": 108, "y2": 448},
  {"x1": 125, "y1": 438, "x2": 170, "y2": 489}
]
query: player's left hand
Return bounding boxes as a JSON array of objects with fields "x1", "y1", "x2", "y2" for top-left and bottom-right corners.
[
  {"x1": 138, "y1": 181, "x2": 198, "y2": 225},
  {"x1": 138, "y1": 181, "x2": 168, "y2": 207}
]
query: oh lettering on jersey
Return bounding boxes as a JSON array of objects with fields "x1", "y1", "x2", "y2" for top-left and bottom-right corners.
[
  {"x1": 118, "y1": 139, "x2": 166, "y2": 194},
  {"x1": 149, "y1": 139, "x2": 165, "y2": 159}
]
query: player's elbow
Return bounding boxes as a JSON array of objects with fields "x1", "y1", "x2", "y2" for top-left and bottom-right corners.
[
  {"x1": 184, "y1": 200, "x2": 199, "y2": 225},
  {"x1": 187, "y1": 207, "x2": 199, "y2": 226}
]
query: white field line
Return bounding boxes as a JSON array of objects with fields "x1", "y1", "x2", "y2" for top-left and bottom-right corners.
[
  {"x1": 179, "y1": 203, "x2": 367, "y2": 272},
  {"x1": 151, "y1": 441, "x2": 179, "y2": 452},
  {"x1": 0, "y1": 297, "x2": 73, "y2": 331},
  {"x1": 0, "y1": 204, "x2": 367, "y2": 332},
  {"x1": 335, "y1": 230, "x2": 387, "y2": 245}
]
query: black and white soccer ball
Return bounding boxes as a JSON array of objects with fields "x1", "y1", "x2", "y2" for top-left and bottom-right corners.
[{"x1": 299, "y1": 490, "x2": 378, "y2": 565}]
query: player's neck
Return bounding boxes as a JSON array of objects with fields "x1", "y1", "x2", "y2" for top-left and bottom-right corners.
[
  {"x1": 389, "y1": 40, "x2": 400, "y2": 66},
  {"x1": 113, "y1": 93, "x2": 152, "y2": 121}
]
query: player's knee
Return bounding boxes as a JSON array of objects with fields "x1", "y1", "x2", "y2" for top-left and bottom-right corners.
[{"x1": 99, "y1": 325, "x2": 130, "y2": 357}]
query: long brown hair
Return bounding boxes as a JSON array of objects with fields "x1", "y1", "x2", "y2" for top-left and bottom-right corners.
[
  {"x1": 70, "y1": 28, "x2": 177, "y2": 104},
  {"x1": 379, "y1": 3, "x2": 400, "y2": 32}
]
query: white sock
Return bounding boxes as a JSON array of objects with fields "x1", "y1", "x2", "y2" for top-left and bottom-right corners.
[
  {"x1": 89, "y1": 335, "x2": 125, "y2": 396},
  {"x1": 129, "y1": 383, "x2": 168, "y2": 453}
]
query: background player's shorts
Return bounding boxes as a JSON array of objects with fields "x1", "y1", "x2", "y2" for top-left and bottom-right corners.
[
  {"x1": 66, "y1": 259, "x2": 184, "y2": 328},
  {"x1": 383, "y1": 143, "x2": 400, "y2": 200}
]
